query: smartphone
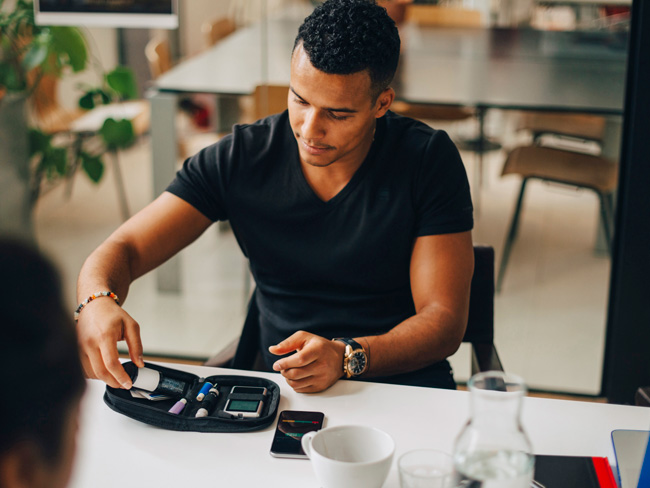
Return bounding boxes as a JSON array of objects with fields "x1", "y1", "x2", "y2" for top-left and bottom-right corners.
[
  {"x1": 270, "y1": 410, "x2": 325, "y2": 459},
  {"x1": 223, "y1": 386, "x2": 267, "y2": 418}
]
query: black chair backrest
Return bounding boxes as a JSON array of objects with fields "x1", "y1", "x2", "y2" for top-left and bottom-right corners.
[
  {"x1": 231, "y1": 245, "x2": 495, "y2": 369},
  {"x1": 231, "y1": 291, "x2": 262, "y2": 370},
  {"x1": 463, "y1": 245, "x2": 495, "y2": 345}
]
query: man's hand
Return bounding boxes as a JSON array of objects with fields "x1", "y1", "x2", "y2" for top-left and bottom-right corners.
[
  {"x1": 269, "y1": 331, "x2": 346, "y2": 393},
  {"x1": 76, "y1": 299, "x2": 145, "y2": 389}
]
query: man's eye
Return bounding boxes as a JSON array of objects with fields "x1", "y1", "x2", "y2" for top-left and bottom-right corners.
[{"x1": 330, "y1": 113, "x2": 349, "y2": 121}]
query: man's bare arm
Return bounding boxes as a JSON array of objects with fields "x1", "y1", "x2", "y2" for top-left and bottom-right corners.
[
  {"x1": 76, "y1": 192, "x2": 212, "y2": 388},
  {"x1": 270, "y1": 231, "x2": 474, "y2": 391},
  {"x1": 361, "y1": 231, "x2": 474, "y2": 376}
]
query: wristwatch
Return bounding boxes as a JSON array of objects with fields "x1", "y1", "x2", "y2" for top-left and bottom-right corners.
[{"x1": 333, "y1": 338, "x2": 368, "y2": 378}]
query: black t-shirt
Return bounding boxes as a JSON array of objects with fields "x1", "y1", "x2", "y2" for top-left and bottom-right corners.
[{"x1": 167, "y1": 110, "x2": 473, "y2": 372}]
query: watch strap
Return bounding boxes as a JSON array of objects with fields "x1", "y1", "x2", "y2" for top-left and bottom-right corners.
[
  {"x1": 333, "y1": 337, "x2": 363, "y2": 351},
  {"x1": 333, "y1": 337, "x2": 367, "y2": 378}
]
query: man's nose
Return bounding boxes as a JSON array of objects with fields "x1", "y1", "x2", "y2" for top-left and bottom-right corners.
[{"x1": 301, "y1": 109, "x2": 325, "y2": 140}]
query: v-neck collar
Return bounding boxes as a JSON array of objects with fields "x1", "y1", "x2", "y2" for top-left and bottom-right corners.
[{"x1": 291, "y1": 117, "x2": 386, "y2": 208}]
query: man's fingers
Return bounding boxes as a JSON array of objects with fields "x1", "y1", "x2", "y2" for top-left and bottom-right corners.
[
  {"x1": 99, "y1": 341, "x2": 133, "y2": 389},
  {"x1": 269, "y1": 331, "x2": 308, "y2": 355},
  {"x1": 273, "y1": 349, "x2": 317, "y2": 372},
  {"x1": 79, "y1": 352, "x2": 98, "y2": 380},
  {"x1": 280, "y1": 364, "x2": 315, "y2": 381},
  {"x1": 123, "y1": 320, "x2": 144, "y2": 367},
  {"x1": 85, "y1": 345, "x2": 122, "y2": 389},
  {"x1": 284, "y1": 376, "x2": 315, "y2": 391}
]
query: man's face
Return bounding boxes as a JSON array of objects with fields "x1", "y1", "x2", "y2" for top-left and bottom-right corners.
[{"x1": 288, "y1": 43, "x2": 393, "y2": 169}]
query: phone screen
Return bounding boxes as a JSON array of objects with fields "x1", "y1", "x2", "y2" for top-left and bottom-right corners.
[{"x1": 270, "y1": 410, "x2": 325, "y2": 459}]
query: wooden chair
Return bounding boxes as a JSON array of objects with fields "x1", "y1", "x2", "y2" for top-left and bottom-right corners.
[
  {"x1": 145, "y1": 37, "x2": 173, "y2": 79},
  {"x1": 205, "y1": 245, "x2": 503, "y2": 378},
  {"x1": 253, "y1": 84, "x2": 289, "y2": 120},
  {"x1": 404, "y1": 4, "x2": 484, "y2": 27},
  {"x1": 495, "y1": 145, "x2": 618, "y2": 292},
  {"x1": 31, "y1": 73, "x2": 86, "y2": 135},
  {"x1": 201, "y1": 17, "x2": 237, "y2": 49},
  {"x1": 516, "y1": 111, "x2": 606, "y2": 144}
]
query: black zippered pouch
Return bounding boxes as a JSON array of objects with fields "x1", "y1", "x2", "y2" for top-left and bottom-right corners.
[{"x1": 103, "y1": 361, "x2": 280, "y2": 432}]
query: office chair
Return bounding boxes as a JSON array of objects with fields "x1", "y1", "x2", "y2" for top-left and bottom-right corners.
[
  {"x1": 204, "y1": 245, "x2": 503, "y2": 377},
  {"x1": 496, "y1": 145, "x2": 618, "y2": 292}
]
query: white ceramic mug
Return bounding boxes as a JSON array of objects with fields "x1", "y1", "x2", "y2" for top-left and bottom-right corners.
[{"x1": 301, "y1": 425, "x2": 395, "y2": 488}]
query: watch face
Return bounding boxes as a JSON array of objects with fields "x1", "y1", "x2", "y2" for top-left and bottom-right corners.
[{"x1": 348, "y1": 351, "x2": 367, "y2": 375}]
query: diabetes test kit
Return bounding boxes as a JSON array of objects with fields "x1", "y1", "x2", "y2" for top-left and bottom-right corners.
[{"x1": 104, "y1": 362, "x2": 280, "y2": 432}]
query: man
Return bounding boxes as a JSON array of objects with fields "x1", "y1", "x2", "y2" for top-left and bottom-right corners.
[{"x1": 76, "y1": 0, "x2": 474, "y2": 393}]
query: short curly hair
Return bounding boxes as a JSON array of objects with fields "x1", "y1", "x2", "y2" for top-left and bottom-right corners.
[{"x1": 294, "y1": 0, "x2": 400, "y2": 101}]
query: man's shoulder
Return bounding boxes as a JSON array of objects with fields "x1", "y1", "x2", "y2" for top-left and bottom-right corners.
[
  {"x1": 381, "y1": 110, "x2": 455, "y2": 153},
  {"x1": 232, "y1": 111, "x2": 292, "y2": 143},
  {"x1": 200, "y1": 111, "x2": 292, "y2": 166}
]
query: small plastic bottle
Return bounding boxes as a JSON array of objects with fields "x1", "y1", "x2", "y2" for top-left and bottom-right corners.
[{"x1": 130, "y1": 367, "x2": 186, "y2": 397}]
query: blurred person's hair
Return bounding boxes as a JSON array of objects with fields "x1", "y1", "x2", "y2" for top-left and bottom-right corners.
[
  {"x1": 0, "y1": 239, "x2": 85, "y2": 462},
  {"x1": 294, "y1": 0, "x2": 401, "y2": 102}
]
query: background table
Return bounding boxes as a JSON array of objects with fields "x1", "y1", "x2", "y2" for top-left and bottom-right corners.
[
  {"x1": 150, "y1": 14, "x2": 628, "y2": 291},
  {"x1": 68, "y1": 362, "x2": 650, "y2": 487}
]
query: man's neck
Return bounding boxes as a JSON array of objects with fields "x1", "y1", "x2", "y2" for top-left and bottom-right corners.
[{"x1": 300, "y1": 128, "x2": 375, "y2": 202}]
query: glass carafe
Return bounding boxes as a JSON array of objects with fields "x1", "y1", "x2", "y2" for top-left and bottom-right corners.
[{"x1": 453, "y1": 371, "x2": 534, "y2": 488}]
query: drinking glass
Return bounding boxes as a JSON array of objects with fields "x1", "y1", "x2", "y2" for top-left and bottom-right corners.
[{"x1": 398, "y1": 449, "x2": 454, "y2": 488}]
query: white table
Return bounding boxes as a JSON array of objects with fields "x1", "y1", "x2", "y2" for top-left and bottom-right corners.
[{"x1": 68, "y1": 362, "x2": 650, "y2": 488}]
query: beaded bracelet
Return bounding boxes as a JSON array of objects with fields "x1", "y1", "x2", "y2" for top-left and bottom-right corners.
[{"x1": 74, "y1": 291, "x2": 120, "y2": 321}]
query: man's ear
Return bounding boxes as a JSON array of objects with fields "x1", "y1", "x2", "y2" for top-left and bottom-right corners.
[
  {"x1": 0, "y1": 442, "x2": 44, "y2": 488},
  {"x1": 375, "y1": 87, "x2": 395, "y2": 118}
]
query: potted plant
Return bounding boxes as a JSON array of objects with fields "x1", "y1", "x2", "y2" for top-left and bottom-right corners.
[{"x1": 0, "y1": 0, "x2": 138, "y2": 239}]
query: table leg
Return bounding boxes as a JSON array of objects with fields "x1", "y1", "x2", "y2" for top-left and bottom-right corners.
[{"x1": 150, "y1": 90, "x2": 181, "y2": 293}]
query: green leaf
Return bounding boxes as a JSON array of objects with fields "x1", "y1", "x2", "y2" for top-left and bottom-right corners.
[
  {"x1": 50, "y1": 26, "x2": 87, "y2": 73},
  {"x1": 78, "y1": 91, "x2": 96, "y2": 110},
  {"x1": 37, "y1": 145, "x2": 67, "y2": 180},
  {"x1": 100, "y1": 118, "x2": 135, "y2": 149},
  {"x1": 81, "y1": 152, "x2": 104, "y2": 183},
  {"x1": 99, "y1": 89, "x2": 111, "y2": 104},
  {"x1": 21, "y1": 42, "x2": 48, "y2": 71},
  {"x1": 105, "y1": 66, "x2": 138, "y2": 100},
  {"x1": 28, "y1": 129, "x2": 52, "y2": 157},
  {"x1": 49, "y1": 146, "x2": 68, "y2": 176},
  {"x1": 0, "y1": 63, "x2": 24, "y2": 91}
]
